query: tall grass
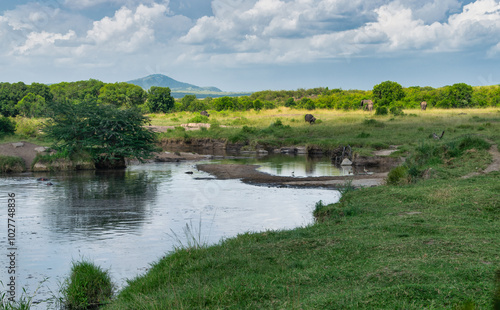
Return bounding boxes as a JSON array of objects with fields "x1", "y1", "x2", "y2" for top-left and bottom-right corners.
[
  {"x1": 0, "y1": 156, "x2": 25, "y2": 173},
  {"x1": 61, "y1": 260, "x2": 114, "y2": 310}
]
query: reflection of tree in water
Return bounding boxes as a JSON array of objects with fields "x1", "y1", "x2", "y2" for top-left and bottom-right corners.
[
  {"x1": 47, "y1": 169, "x2": 166, "y2": 237},
  {"x1": 305, "y1": 156, "x2": 320, "y2": 175}
]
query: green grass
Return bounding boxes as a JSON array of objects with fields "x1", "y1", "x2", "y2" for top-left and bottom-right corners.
[
  {"x1": 152, "y1": 108, "x2": 500, "y2": 154},
  {"x1": 105, "y1": 172, "x2": 500, "y2": 309},
  {"x1": 0, "y1": 155, "x2": 25, "y2": 173},
  {"x1": 104, "y1": 115, "x2": 500, "y2": 309},
  {"x1": 61, "y1": 260, "x2": 114, "y2": 310}
]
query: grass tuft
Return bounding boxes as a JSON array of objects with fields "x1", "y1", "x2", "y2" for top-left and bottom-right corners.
[{"x1": 61, "y1": 260, "x2": 114, "y2": 310}]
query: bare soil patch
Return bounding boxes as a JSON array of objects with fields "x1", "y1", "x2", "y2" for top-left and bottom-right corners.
[{"x1": 0, "y1": 141, "x2": 46, "y2": 169}]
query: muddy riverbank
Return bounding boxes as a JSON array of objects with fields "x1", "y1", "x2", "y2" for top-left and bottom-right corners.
[{"x1": 196, "y1": 163, "x2": 390, "y2": 188}]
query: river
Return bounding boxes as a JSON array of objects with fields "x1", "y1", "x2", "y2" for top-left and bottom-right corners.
[{"x1": 0, "y1": 157, "x2": 340, "y2": 309}]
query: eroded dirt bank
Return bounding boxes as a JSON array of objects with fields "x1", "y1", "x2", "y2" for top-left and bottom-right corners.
[{"x1": 196, "y1": 163, "x2": 390, "y2": 188}]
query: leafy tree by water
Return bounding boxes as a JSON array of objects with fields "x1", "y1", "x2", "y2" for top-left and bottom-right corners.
[{"x1": 44, "y1": 99, "x2": 158, "y2": 169}]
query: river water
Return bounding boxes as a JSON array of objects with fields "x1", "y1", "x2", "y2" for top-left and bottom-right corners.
[{"x1": 0, "y1": 158, "x2": 340, "y2": 309}]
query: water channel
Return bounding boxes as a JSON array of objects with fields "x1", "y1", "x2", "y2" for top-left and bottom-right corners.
[{"x1": 0, "y1": 156, "x2": 341, "y2": 309}]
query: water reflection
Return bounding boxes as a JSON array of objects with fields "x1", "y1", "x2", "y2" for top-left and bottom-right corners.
[
  {"x1": 216, "y1": 154, "x2": 346, "y2": 177},
  {"x1": 47, "y1": 170, "x2": 162, "y2": 237},
  {"x1": 0, "y1": 161, "x2": 340, "y2": 309}
]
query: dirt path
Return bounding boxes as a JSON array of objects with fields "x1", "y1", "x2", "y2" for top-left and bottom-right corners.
[{"x1": 462, "y1": 143, "x2": 500, "y2": 179}]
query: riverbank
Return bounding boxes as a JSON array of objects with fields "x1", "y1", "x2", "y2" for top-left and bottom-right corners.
[
  {"x1": 104, "y1": 171, "x2": 500, "y2": 309},
  {"x1": 196, "y1": 163, "x2": 389, "y2": 188}
]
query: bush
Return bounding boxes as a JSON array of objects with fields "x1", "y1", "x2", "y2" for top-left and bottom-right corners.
[
  {"x1": 363, "y1": 119, "x2": 385, "y2": 127},
  {"x1": 356, "y1": 132, "x2": 370, "y2": 138},
  {"x1": 375, "y1": 106, "x2": 388, "y2": 115},
  {"x1": 0, "y1": 155, "x2": 25, "y2": 173},
  {"x1": 390, "y1": 106, "x2": 405, "y2": 116},
  {"x1": 187, "y1": 115, "x2": 209, "y2": 123},
  {"x1": 0, "y1": 117, "x2": 16, "y2": 135},
  {"x1": 14, "y1": 117, "x2": 42, "y2": 138},
  {"x1": 62, "y1": 260, "x2": 113, "y2": 310},
  {"x1": 386, "y1": 165, "x2": 409, "y2": 185}
]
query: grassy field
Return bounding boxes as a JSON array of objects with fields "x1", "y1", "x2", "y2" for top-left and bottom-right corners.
[
  {"x1": 151, "y1": 108, "x2": 500, "y2": 154},
  {"x1": 99, "y1": 108, "x2": 500, "y2": 309}
]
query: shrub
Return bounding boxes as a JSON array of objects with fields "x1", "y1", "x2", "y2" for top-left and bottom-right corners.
[
  {"x1": 375, "y1": 106, "x2": 388, "y2": 115},
  {"x1": 15, "y1": 117, "x2": 42, "y2": 138},
  {"x1": 0, "y1": 117, "x2": 16, "y2": 136},
  {"x1": 356, "y1": 132, "x2": 370, "y2": 138},
  {"x1": 386, "y1": 165, "x2": 409, "y2": 185},
  {"x1": 390, "y1": 106, "x2": 405, "y2": 116},
  {"x1": 0, "y1": 155, "x2": 25, "y2": 173},
  {"x1": 61, "y1": 260, "x2": 113, "y2": 310},
  {"x1": 187, "y1": 115, "x2": 209, "y2": 123},
  {"x1": 363, "y1": 119, "x2": 385, "y2": 127}
]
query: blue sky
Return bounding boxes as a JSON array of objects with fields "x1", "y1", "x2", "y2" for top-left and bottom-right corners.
[{"x1": 0, "y1": 0, "x2": 499, "y2": 91}]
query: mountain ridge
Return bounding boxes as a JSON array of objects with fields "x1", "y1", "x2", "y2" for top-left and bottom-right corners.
[{"x1": 126, "y1": 74, "x2": 222, "y2": 92}]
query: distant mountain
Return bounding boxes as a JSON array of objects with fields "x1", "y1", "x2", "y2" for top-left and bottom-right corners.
[{"x1": 127, "y1": 74, "x2": 222, "y2": 92}]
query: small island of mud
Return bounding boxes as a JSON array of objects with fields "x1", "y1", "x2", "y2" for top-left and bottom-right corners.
[{"x1": 196, "y1": 163, "x2": 390, "y2": 189}]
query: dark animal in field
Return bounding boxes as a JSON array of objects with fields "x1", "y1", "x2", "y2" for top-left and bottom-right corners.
[
  {"x1": 432, "y1": 131, "x2": 445, "y2": 140},
  {"x1": 360, "y1": 100, "x2": 373, "y2": 111},
  {"x1": 305, "y1": 114, "x2": 316, "y2": 124},
  {"x1": 200, "y1": 111, "x2": 210, "y2": 117},
  {"x1": 421, "y1": 101, "x2": 427, "y2": 110},
  {"x1": 37, "y1": 177, "x2": 49, "y2": 181}
]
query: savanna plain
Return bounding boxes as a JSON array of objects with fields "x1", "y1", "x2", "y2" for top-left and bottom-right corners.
[{"x1": 103, "y1": 108, "x2": 500, "y2": 310}]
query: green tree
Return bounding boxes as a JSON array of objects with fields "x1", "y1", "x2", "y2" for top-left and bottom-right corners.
[
  {"x1": 285, "y1": 97, "x2": 296, "y2": 107},
  {"x1": 373, "y1": 81, "x2": 405, "y2": 106},
  {"x1": 448, "y1": 83, "x2": 473, "y2": 107},
  {"x1": 98, "y1": 82, "x2": 146, "y2": 108},
  {"x1": 0, "y1": 82, "x2": 28, "y2": 117},
  {"x1": 212, "y1": 96, "x2": 237, "y2": 111},
  {"x1": 16, "y1": 93, "x2": 47, "y2": 117},
  {"x1": 44, "y1": 100, "x2": 158, "y2": 169},
  {"x1": 253, "y1": 99, "x2": 263, "y2": 111},
  {"x1": 147, "y1": 87, "x2": 174, "y2": 113},
  {"x1": 299, "y1": 98, "x2": 316, "y2": 110},
  {"x1": 50, "y1": 79, "x2": 104, "y2": 103},
  {"x1": 180, "y1": 94, "x2": 197, "y2": 111}
]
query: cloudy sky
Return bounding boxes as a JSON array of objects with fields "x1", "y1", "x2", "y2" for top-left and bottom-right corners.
[{"x1": 1, "y1": 0, "x2": 500, "y2": 91}]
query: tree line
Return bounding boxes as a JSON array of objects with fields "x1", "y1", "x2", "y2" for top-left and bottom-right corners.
[{"x1": 1, "y1": 80, "x2": 499, "y2": 118}]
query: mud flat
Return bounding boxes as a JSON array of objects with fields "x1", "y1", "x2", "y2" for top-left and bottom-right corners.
[{"x1": 196, "y1": 163, "x2": 389, "y2": 188}]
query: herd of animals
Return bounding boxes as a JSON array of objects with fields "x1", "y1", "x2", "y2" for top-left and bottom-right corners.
[{"x1": 198, "y1": 99, "x2": 428, "y2": 126}]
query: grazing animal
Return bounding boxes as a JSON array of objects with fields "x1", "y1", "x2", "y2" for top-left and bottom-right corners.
[
  {"x1": 305, "y1": 114, "x2": 316, "y2": 124},
  {"x1": 360, "y1": 100, "x2": 374, "y2": 111},
  {"x1": 200, "y1": 111, "x2": 210, "y2": 117},
  {"x1": 420, "y1": 101, "x2": 427, "y2": 111},
  {"x1": 37, "y1": 177, "x2": 49, "y2": 181},
  {"x1": 432, "y1": 131, "x2": 445, "y2": 140},
  {"x1": 46, "y1": 182, "x2": 53, "y2": 186}
]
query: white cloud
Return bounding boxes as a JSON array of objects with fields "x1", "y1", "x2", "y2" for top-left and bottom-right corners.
[
  {"x1": 178, "y1": 0, "x2": 500, "y2": 66},
  {"x1": 16, "y1": 30, "x2": 76, "y2": 54},
  {"x1": 86, "y1": 3, "x2": 168, "y2": 52}
]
